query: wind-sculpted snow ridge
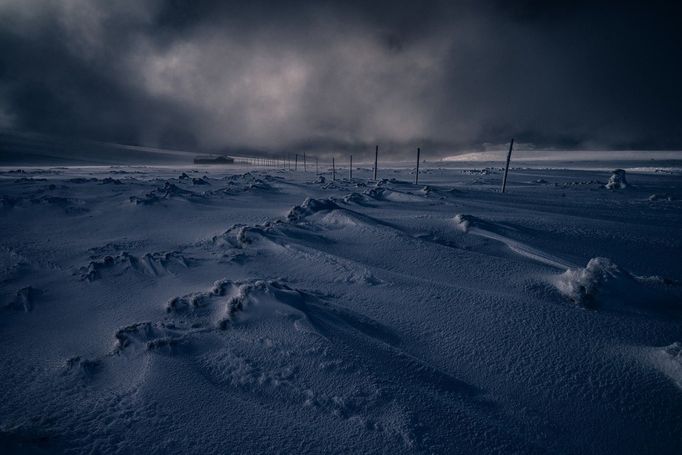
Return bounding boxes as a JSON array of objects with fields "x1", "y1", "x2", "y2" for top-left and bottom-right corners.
[
  {"x1": 287, "y1": 197, "x2": 340, "y2": 222},
  {"x1": 191, "y1": 177, "x2": 210, "y2": 185},
  {"x1": 224, "y1": 171, "x2": 267, "y2": 185},
  {"x1": 376, "y1": 177, "x2": 408, "y2": 186},
  {"x1": 206, "y1": 172, "x2": 275, "y2": 195},
  {"x1": 340, "y1": 190, "x2": 404, "y2": 207},
  {"x1": 208, "y1": 222, "x2": 287, "y2": 252},
  {"x1": 203, "y1": 205, "x2": 387, "y2": 287},
  {"x1": 361, "y1": 186, "x2": 426, "y2": 203},
  {"x1": 4, "y1": 166, "x2": 682, "y2": 453},
  {"x1": 342, "y1": 192, "x2": 369, "y2": 205},
  {"x1": 113, "y1": 321, "x2": 190, "y2": 354},
  {"x1": 78, "y1": 251, "x2": 191, "y2": 281},
  {"x1": 364, "y1": 187, "x2": 387, "y2": 200},
  {"x1": 452, "y1": 214, "x2": 681, "y2": 310},
  {"x1": 553, "y1": 258, "x2": 682, "y2": 311},
  {"x1": 129, "y1": 182, "x2": 204, "y2": 205},
  {"x1": 165, "y1": 278, "x2": 280, "y2": 329},
  {"x1": 159, "y1": 277, "x2": 386, "y2": 335},
  {"x1": 97, "y1": 277, "x2": 481, "y2": 449},
  {"x1": 88, "y1": 280, "x2": 305, "y2": 360},
  {"x1": 206, "y1": 197, "x2": 347, "y2": 253},
  {"x1": 454, "y1": 213, "x2": 574, "y2": 269}
]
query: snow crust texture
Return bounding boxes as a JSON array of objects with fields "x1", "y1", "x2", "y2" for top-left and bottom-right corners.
[{"x1": 1, "y1": 165, "x2": 682, "y2": 454}]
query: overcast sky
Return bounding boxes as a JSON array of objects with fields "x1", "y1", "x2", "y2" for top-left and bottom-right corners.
[{"x1": 1, "y1": 0, "x2": 681, "y2": 158}]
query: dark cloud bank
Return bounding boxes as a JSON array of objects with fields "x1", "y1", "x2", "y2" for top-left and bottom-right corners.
[{"x1": 1, "y1": 0, "x2": 681, "y2": 162}]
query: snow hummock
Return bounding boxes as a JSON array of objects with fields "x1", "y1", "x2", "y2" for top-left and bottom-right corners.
[
  {"x1": 554, "y1": 257, "x2": 624, "y2": 306},
  {"x1": 287, "y1": 197, "x2": 340, "y2": 221},
  {"x1": 605, "y1": 169, "x2": 628, "y2": 189},
  {"x1": 453, "y1": 213, "x2": 474, "y2": 232}
]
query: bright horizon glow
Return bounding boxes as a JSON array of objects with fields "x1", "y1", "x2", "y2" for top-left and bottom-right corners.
[{"x1": 444, "y1": 149, "x2": 682, "y2": 162}]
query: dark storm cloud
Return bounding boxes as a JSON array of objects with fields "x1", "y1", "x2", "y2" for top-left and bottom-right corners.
[{"x1": 0, "y1": 0, "x2": 680, "y2": 158}]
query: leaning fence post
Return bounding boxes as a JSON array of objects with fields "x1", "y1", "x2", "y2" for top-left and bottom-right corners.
[
  {"x1": 501, "y1": 138, "x2": 514, "y2": 193},
  {"x1": 415, "y1": 147, "x2": 421, "y2": 184},
  {"x1": 349, "y1": 155, "x2": 352, "y2": 179},
  {"x1": 374, "y1": 145, "x2": 378, "y2": 180},
  {"x1": 332, "y1": 157, "x2": 336, "y2": 181}
]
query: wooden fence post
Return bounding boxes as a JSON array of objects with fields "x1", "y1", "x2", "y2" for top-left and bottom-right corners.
[
  {"x1": 415, "y1": 147, "x2": 421, "y2": 184},
  {"x1": 501, "y1": 138, "x2": 514, "y2": 193},
  {"x1": 349, "y1": 155, "x2": 352, "y2": 179},
  {"x1": 374, "y1": 145, "x2": 378, "y2": 180}
]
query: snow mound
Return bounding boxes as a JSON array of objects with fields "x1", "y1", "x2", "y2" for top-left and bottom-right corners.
[
  {"x1": 453, "y1": 214, "x2": 476, "y2": 233},
  {"x1": 287, "y1": 197, "x2": 340, "y2": 222},
  {"x1": 65, "y1": 356, "x2": 101, "y2": 378},
  {"x1": 130, "y1": 182, "x2": 202, "y2": 205},
  {"x1": 78, "y1": 251, "x2": 190, "y2": 281},
  {"x1": 554, "y1": 258, "x2": 626, "y2": 306},
  {"x1": 364, "y1": 187, "x2": 387, "y2": 200},
  {"x1": 553, "y1": 258, "x2": 682, "y2": 310},
  {"x1": 342, "y1": 191, "x2": 386, "y2": 206},
  {"x1": 342, "y1": 192, "x2": 367, "y2": 205},
  {"x1": 605, "y1": 169, "x2": 628, "y2": 189},
  {"x1": 166, "y1": 279, "x2": 295, "y2": 329},
  {"x1": 212, "y1": 172, "x2": 275, "y2": 194},
  {"x1": 376, "y1": 178, "x2": 403, "y2": 185},
  {"x1": 114, "y1": 321, "x2": 187, "y2": 354}
]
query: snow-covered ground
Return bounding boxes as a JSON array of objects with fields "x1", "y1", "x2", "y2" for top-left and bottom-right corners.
[{"x1": 1, "y1": 164, "x2": 681, "y2": 453}]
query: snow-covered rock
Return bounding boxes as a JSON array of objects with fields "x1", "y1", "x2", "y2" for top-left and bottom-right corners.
[{"x1": 605, "y1": 169, "x2": 628, "y2": 189}]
